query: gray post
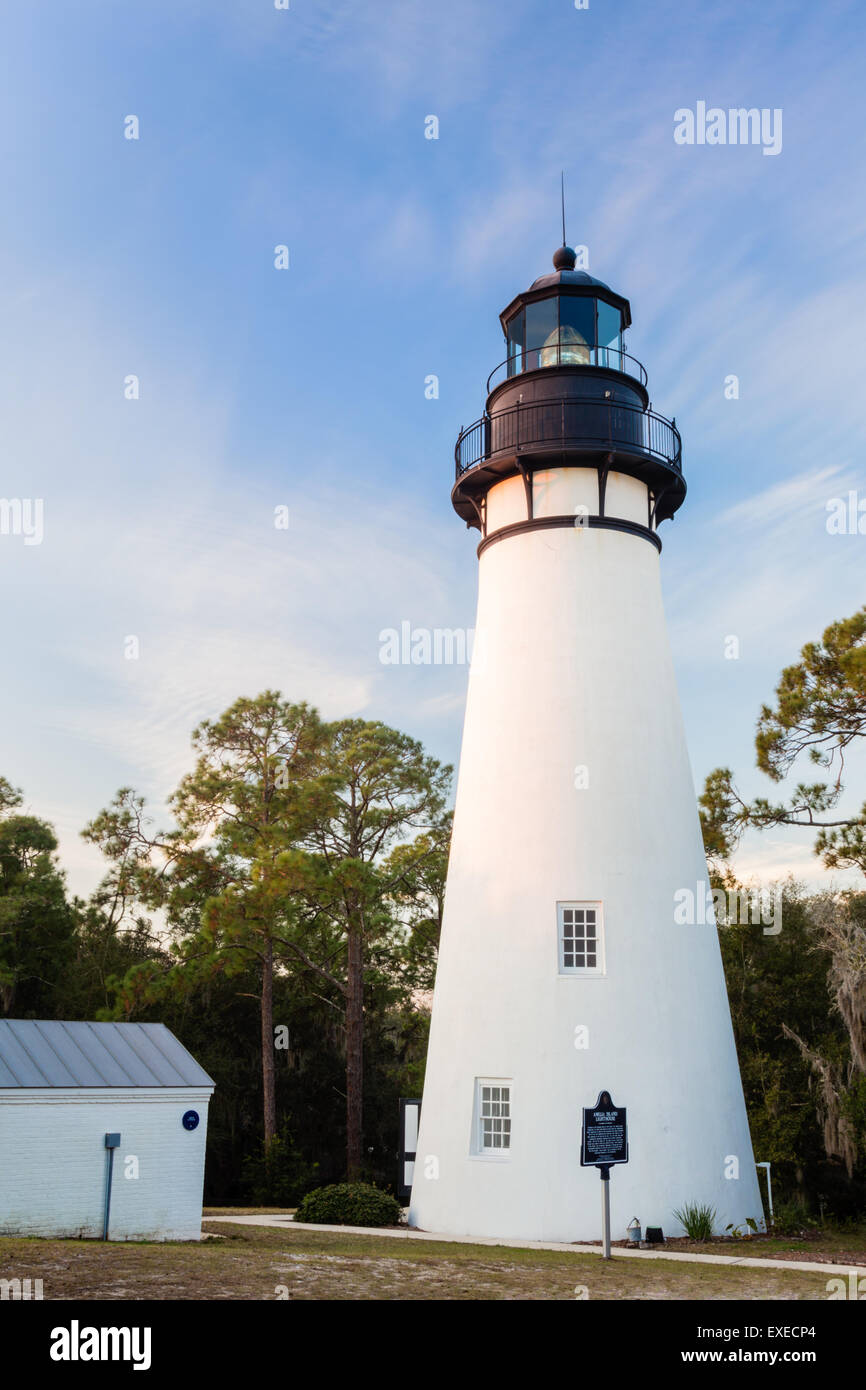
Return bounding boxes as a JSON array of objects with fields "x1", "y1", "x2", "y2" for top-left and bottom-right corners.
[
  {"x1": 103, "y1": 1148, "x2": 115, "y2": 1240},
  {"x1": 766, "y1": 1165, "x2": 773, "y2": 1227},
  {"x1": 103, "y1": 1133, "x2": 121, "y2": 1241},
  {"x1": 600, "y1": 1164, "x2": 611, "y2": 1259},
  {"x1": 757, "y1": 1161, "x2": 774, "y2": 1228}
]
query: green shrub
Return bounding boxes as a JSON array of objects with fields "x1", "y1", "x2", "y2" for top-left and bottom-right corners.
[
  {"x1": 672, "y1": 1201, "x2": 717, "y2": 1241},
  {"x1": 294, "y1": 1182, "x2": 402, "y2": 1227},
  {"x1": 771, "y1": 1199, "x2": 811, "y2": 1237}
]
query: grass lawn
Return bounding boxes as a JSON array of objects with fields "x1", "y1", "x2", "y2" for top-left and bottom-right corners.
[
  {"x1": 659, "y1": 1227, "x2": 866, "y2": 1267},
  {"x1": 0, "y1": 1219, "x2": 844, "y2": 1300}
]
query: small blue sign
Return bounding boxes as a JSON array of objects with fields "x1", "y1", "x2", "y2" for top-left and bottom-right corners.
[{"x1": 182, "y1": 1110, "x2": 200, "y2": 1131}]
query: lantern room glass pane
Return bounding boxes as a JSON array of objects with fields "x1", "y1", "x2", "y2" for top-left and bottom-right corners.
[
  {"x1": 558, "y1": 297, "x2": 595, "y2": 365},
  {"x1": 597, "y1": 299, "x2": 623, "y2": 367},
  {"x1": 525, "y1": 297, "x2": 559, "y2": 371},
  {"x1": 506, "y1": 309, "x2": 524, "y2": 377}
]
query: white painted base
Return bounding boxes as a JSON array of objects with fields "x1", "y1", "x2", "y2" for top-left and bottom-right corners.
[{"x1": 410, "y1": 522, "x2": 763, "y2": 1242}]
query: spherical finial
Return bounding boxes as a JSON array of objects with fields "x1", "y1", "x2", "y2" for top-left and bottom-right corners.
[{"x1": 553, "y1": 244, "x2": 577, "y2": 271}]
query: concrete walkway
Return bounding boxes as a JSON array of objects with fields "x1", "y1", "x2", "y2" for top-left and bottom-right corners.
[{"x1": 204, "y1": 1214, "x2": 858, "y2": 1276}]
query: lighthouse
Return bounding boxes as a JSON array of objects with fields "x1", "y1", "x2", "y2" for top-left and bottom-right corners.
[{"x1": 409, "y1": 245, "x2": 763, "y2": 1242}]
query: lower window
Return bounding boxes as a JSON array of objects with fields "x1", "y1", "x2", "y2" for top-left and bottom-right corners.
[{"x1": 475, "y1": 1079, "x2": 512, "y2": 1154}]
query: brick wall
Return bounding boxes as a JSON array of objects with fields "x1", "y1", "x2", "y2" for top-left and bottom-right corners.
[{"x1": 0, "y1": 1087, "x2": 212, "y2": 1241}]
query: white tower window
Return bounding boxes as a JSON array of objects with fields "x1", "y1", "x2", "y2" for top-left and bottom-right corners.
[
  {"x1": 558, "y1": 902, "x2": 604, "y2": 974},
  {"x1": 474, "y1": 1080, "x2": 512, "y2": 1155}
]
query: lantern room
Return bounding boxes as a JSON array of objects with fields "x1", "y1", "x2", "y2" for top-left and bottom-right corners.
[
  {"x1": 452, "y1": 245, "x2": 686, "y2": 538},
  {"x1": 494, "y1": 245, "x2": 636, "y2": 386}
]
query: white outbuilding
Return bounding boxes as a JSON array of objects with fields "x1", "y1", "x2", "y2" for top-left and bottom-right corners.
[{"x1": 0, "y1": 1019, "x2": 214, "y2": 1241}]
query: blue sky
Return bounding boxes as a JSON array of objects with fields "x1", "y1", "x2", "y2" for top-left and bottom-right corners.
[{"x1": 1, "y1": 0, "x2": 864, "y2": 895}]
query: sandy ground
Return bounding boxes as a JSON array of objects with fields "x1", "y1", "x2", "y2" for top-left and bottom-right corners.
[{"x1": 0, "y1": 1219, "x2": 845, "y2": 1300}]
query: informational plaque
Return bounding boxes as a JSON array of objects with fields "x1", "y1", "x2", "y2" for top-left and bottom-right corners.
[{"x1": 580, "y1": 1089, "x2": 628, "y2": 1167}]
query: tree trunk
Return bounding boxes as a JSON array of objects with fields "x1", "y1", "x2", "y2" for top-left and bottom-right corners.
[
  {"x1": 346, "y1": 924, "x2": 364, "y2": 1179},
  {"x1": 261, "y1": 936, "x2": 276, "y2": 1153}
]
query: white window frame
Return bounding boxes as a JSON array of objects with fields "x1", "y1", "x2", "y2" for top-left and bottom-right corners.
[
  {"x1": 472, "y1": 1078, "x2": 512, "y2": 1158},
  {"x1": 558, "y1": 901, "x2": 605, "y2": 975}
]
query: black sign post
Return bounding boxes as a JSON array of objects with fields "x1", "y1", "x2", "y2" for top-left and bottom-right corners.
[{"x1": 580, "y1": 1090, "x2": 628, "y2": 1259}]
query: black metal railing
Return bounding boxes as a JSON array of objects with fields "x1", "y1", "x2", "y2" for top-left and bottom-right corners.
[
  {"x1": 455, "y1": 396, "x2": 682, "y2": 478},
  {"x1": 486, "y1": 344, "x2": 648, "y2": 394}
]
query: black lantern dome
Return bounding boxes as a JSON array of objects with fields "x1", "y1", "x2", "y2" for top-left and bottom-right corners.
[
  {"x1": 495, "y1": 246, "x2": 635, "y2": 392},
  {"x1": 452, "y1": 246, "x2": 686, "y2": 541}
]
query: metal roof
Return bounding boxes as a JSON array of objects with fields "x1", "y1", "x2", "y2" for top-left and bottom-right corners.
[
  {"x1": 498, "y1": 247, "x2": 633, "y2": 333},
  {"x1": 0, "y1": 1020, "x2": 214, "y2": 1089},
  {"x1": 528, "y1": 268, "x2": 616, "y2": 294}
]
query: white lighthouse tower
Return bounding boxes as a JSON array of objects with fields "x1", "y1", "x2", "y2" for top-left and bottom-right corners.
[{"x1": 409, "y1": 245, "x2": 763, "y2": 1242}]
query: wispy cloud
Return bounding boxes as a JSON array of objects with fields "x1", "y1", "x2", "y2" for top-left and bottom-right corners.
[{"x1": 2, "y1": 0, "x2": 865, "y2": 904}]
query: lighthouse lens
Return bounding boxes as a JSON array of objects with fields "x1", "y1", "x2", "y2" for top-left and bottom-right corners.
[
  {"x1": 550, "y1": 323, "x2": 590, "y2": 366},
  {"x1": 510, "y1": 295, "x2": 620, "y2": 374}
]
